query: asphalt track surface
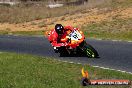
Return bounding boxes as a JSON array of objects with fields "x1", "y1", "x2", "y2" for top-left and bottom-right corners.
[{"x1": 0, "y1": 35, "x2": 132, "y2": 73}]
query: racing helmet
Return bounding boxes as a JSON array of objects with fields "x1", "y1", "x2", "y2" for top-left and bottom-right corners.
[{"x1": 55, "y1": 24, "x2": 64, "y2": 35}]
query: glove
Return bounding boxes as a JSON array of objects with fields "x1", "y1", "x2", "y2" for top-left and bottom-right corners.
[{"x1": 61, "y1": 42, "x2": 68, "y2": 46}]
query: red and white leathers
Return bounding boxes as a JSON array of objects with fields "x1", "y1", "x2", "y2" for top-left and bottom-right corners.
[{"x1": 48, "y1": 25, "x2": 83, "y2": 47}]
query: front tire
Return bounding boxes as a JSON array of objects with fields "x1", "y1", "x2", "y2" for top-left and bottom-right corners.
[{"x1": 81, "y1": 41, "x2": 99, "y2": 58}]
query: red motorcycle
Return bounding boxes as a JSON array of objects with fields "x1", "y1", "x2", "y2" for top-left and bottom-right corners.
[{"x1": 48, "y1": 30, "x2": 99, "y2": 58}]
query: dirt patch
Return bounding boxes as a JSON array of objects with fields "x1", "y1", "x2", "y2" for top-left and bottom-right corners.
[{"x1": 0, "y1": 7, "x2": 131, "y2": 32}]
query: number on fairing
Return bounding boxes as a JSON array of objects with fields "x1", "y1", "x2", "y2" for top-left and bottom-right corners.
[{"x1": 70, "y1": 30, "x2": 82, "y2": 40}]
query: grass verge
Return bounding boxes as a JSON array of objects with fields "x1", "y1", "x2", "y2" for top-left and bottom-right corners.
[
  {"x1": 0, "y1": 30, "x2": 44, "y2": 36},
  {"x1": 0, "y1": 52, "x2": 131, "y2": 88},
  {"x1": 1, "y1": 18, "x2": 131, "y2": 41},
  {"x1": 82, "y1": 18, "x2": 132, "y2": 41}
]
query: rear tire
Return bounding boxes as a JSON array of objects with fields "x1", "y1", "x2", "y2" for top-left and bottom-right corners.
[{"x1": 59, "y1": 47, "x2": 69, "y2": 57}]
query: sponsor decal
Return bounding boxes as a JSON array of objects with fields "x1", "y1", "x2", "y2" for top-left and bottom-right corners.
[{"x1": 81, "y1": 68, "x2": 131, "y2": 86}]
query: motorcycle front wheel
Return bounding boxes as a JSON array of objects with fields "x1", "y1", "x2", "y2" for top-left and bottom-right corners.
[{"x1": 81, "y1": 41, "x2": 99, "y2": 58}]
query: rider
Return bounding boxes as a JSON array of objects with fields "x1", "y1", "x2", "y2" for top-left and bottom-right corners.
[{"x1": 48, "y1": 24, "x2": 82, "y2": 52}]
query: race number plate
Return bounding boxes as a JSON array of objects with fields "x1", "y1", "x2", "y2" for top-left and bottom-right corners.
[{"x1": 69, "y1": 30, "x2": 82, "y2": 41}]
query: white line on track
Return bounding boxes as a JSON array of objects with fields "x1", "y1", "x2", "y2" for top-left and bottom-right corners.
[
  {"x1": 86, "y1": 37, "x2": 132, "y2": 43},
  {"x1": 112, "y1": 40, "x2": 119, "y2": 41},
  {"x1": 58, "y1": 60, "x2": 132, "y2": 75},
  {"x1": 96, "y1": 38, "x2": 102, "y2": 40},
  {"x1": 11, "y1": 35, "x2": 132, "y2": 43},
  {"x1": 128, "y1": 41, "x2": 132, "y2": 43},
  {"x1": 92, "y1": 66, "x2": 132, "y2": 75},
  {"x1": 69, "y1": 62, "x2": 74, "y2": 64}
]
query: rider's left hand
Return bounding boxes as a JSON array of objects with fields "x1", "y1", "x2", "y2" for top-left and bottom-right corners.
[{"x1": 61, "y1": 42, "x2": 68, "y2": 46}]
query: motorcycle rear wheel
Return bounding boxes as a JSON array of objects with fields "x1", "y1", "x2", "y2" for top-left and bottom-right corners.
[{"x1": 59, "y1": 47, "x2": 69, "y2": 57}]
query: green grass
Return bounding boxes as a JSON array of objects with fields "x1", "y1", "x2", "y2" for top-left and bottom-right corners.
[
  {"x1": 0, "y1": 30, "x2": 44, "y2": 36},
  {"x1": 0, "y1": 52, "x2": 131, "y2": 88},
  {"x1": 12, "y1": 31, "x2": 44, "y2": 36},
  {"x1": 96, "y1": 0, "x2": 132, "y2": 9},
  {"x1": 111, "y1": 0, "x2": 132, "y2": 8},
  {"x1": 82, "y1": 18, "x2": 132, "y2": 41},
  {"x1": 0, "y1": 18, "x2": 131, "y2": 41}
]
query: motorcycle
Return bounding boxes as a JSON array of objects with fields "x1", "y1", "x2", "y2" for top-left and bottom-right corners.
[{"x1": 49, "y1": 30, "x2": 99, "y2": 58}]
